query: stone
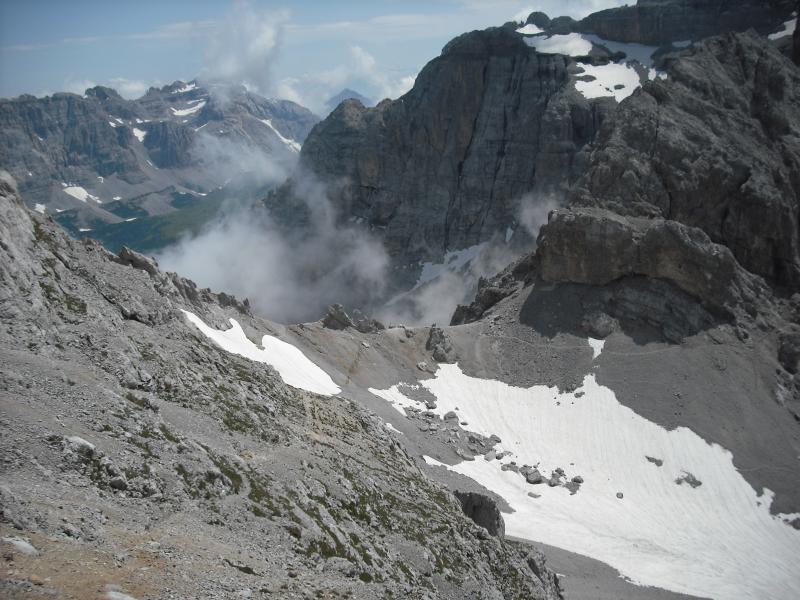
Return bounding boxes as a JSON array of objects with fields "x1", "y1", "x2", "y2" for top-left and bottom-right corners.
[
  {"x1": 453, "y1": 491, "x2": 505, "y2": 538},
  {"x1": 569, "y1": 32, "x2": 800, "y2": 290},
  {"x1": 109, "y1": 476, "x2": 128, "y2": 491}
]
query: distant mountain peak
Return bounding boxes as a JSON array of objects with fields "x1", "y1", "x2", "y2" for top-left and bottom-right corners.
[{"x1": 324, "y1": 88, "x2": 373, "y2": 114}]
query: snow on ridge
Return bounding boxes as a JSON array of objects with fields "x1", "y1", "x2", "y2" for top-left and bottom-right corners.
[
  {"x1": 63, "y1": 186, "x2": 101, "y2": 204},
  {"x1": 170, "y1": 100, "x2": 206, "y2": 117},
  {"x1": 258, "y1": 119, "x2": 301, "y2": 153},
  {"x1": 768, "y1": 15, "x2": 797, "y2": 40},
  {"x1": 34, "y1": 203, "x2": 46, "y2": 214},
  {"x1": 523, "y1": 32, "x2": 592, "y2": 56},
  {"x1": 370, "y1": 364, "x2": 800, "y2": 600},
  {"x1": 181, "y1": 310, "x2": 341, "y2": 396},
  {"x1": 172, "y1": 82, "x2": 197, "y2": 94},
  {"x1": 516, "y1": 24, "x2": 543, "y2": 35}
]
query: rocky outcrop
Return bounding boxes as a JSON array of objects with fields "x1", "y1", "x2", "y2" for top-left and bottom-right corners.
[
  {"x1": 453, "y1": 490, "x2": 505, "y2": 538},
  {"x1": 143, "y1": 120, "x2": 194, "y2": 168},
  {"x1": 271, "y1": 25, "x2": 614, "y2": 269},
  {"x1": 535, "y1": 208, "x2": 770, "y2": 319},
  {"x1": 572, "y1": 0, "x2": 796, "y2": 44},
  {"x1": 322, "y1": 303, "x2": 385, "y2": 333},
  {"x1": 571, "y1": 32, "x2": 800, "y2": 289}
]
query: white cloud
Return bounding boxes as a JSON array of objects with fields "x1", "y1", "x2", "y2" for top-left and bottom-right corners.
[
  {"x1": 202, "y1": 1, "x2": 287, "y2": 95},
  {"x1": 62, "y1": 78, "x2": 97, "y2": 95},
  {"x1": 107, "y1": 77, "x2": 152, "y2": 99}
]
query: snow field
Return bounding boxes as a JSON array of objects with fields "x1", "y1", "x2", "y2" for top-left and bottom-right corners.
[
  {"x1": 181, "y1": 310, "x2": 340, "y2": 396},
  {"x1": 370, "y1": 352, "x2": 800, "y2": 600}
]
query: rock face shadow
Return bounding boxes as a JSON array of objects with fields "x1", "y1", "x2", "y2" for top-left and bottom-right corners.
[{"x1": 519, "y1": 276, "x2": 727, "y2": 345}]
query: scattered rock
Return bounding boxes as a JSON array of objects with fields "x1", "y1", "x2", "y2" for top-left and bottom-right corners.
[
  {"x1": 1, "y1": 537, "x2": 39, "y2": 556},
  {"x1": 675, "y1": 472, "x2": 703, "y2": 488}
]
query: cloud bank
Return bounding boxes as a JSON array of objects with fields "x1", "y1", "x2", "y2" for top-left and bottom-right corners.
[{"x1": 157, "y1": 172, "x2": 388, "y2": 324}]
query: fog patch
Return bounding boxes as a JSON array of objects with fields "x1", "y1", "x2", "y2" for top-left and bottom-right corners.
[
  {"x1": 191, "y1": 130, "x2": 292, "y2": 188},
  {"x1": 377, "y1": 192, "x2": 563, "y2": 326},
  {"x1": 157, "y1": 172, "x2": 388, "y2": 324},
  {"x1": 519, "y1": 193, "x2": 560, "y2": 240},
  {"x1": 202, "y1": 1, "x2": 287, "y2": 100}
]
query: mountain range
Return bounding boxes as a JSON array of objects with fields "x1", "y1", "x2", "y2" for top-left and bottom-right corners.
[
  {"x1": 0, "y1": 80, "x2": 318, "y2": 252},
  {"x1": 2, "y1": 1, "x2": 800, "y2": 599}
]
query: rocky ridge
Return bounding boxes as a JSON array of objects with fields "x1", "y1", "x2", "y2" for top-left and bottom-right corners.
[
  {"x1": 0, "y1": 80, "x2": 318, "y2": 251},
  {"x1": 0, "y1": 171, "x2": 562, "y2": 599}
]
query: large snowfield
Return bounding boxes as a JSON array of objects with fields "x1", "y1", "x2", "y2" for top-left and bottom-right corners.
[
  {"x1": 181, "y1": 310, "x2": 340, "y2": 396},
  {"x1": 370, "y1": 345, "x2": 800, "y2": 600}
]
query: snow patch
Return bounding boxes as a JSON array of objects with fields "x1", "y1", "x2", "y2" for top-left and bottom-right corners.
[
  {"x1": 170, "y1": 100, "x2": 206, "y2": 117},
  {"x1": 574, "y1": 62, "x2": 643, "y2": 102},
  {"x1": 124, "y1": 217, "x2": 137, "y2": 222},
  {"x1": 523, "y1": 33, "x2": 592, "y2": 56},
  {"x1": 371, "y1": 364, "x2": 800, "y2": 600},
  {"x1": 516, "y1": 24, "x2": 543, "y2": 35},
  {"x1": 587, "y1": 338, "x2": 605, "y2": 359},
  {"x1": 181, "y1": 310, "x2": 340, "y2": 396},
  {"x1": 63, "y1": 186, "x2": 100, "y2": 203},
  {"x1": 97, "y1": 176, "x2": 104, "y2": 183},
  {"x1": 78, "y1": 228, "x2": 92, "y2": 232},
  {"x1": 769, "y1": 15, "x2": 797, "y2": 40},
  {"x1": 259, "y1": 119, "x2": 301, "y2": 153},
  {"x1": 385, "y1": 422, "x2": 402, "y2": 434},
  {"x1": 505, "y1": 227, "x2": 514, "y2": 244},
  {"x1": 415, "y1": 244, "x2": 485, "y2": 290},
  {"x1": 172, "y1": 82, "x2": 197, "y2": 94},
  {"x1": 112, "y1": 196, "x2": 122, "y2": 200},
  {"x1": 132, "y1": 128, "x2": 147, "y2": 142},
  {"x1": 583, "y1": 34, "x2": 659, "y2": 66},
  {"x1": 108, "y1": 121, "x2": 117, "y2": 128},
  {"x1": 34, "y1": 203, "x2": 46, "y2": 214}
]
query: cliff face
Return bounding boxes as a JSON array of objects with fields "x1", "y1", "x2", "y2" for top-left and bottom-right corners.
[
  {"x1": 570, "y1": 32, "x2": 800, "y2": 288},
  {"x1": 574, "y1": 0, "x2": 796, "y2": 44},
  {"x1": 276, "y1": 26, "x2": 615, "y2": 267}
]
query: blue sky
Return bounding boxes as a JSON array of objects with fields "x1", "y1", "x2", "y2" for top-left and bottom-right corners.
[{"x1": 0, "y1": 0, "x2": 625, "y2": 113}]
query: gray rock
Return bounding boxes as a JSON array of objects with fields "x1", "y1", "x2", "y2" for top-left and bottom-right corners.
[
  {"x1": 535, "y1": 207, "x2": 770, "y2": 319},
  {"x1": 453, "y1": 491, "x2": 505, "y2": 538},
  {"x1": 269, "y1": 25, "x2": 615, "y2": 283},
  {"x1": 570, "y1": 32, "x2": 800, "y2": 289},
  {"x1": 572, "y1": 1, "x2": 795, "y2": 45}
]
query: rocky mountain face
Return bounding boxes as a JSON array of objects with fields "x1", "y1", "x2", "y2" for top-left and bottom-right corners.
[
  {"x1": 268, "y1": 0, "x2": 797, "y2": 305},
  {"x1": 0, "y1": 172, "x2": 563, "y2": 599},
  {"x1": 269, "y1": 26, "x2": 616, "y2": 277},
  {"x1": 570, "y1": 31, "x2": 800, "y2": 289},
  {"x1": 572, "y1": 0, "x2": 795, "y2": 44},
  {"x1": 0, "y1": 81, "x2": 318, "y2": 252}
]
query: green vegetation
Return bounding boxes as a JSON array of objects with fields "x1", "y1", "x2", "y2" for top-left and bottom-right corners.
[{"x1": 159, "y1": 423, "x2": 179, "y2": 443}]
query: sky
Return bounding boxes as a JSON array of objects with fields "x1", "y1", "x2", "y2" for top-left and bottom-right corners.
[{"x1": 0, "y1": 0, "x2": 627, "y2": 114}]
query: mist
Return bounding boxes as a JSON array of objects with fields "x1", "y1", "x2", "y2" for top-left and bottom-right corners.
[
  {"x1": 376, "y1": 193, "x2": 563, "y2": 327},
  {"x1": 157, "y1": 171, "x2": 388, "y2": 324}
]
